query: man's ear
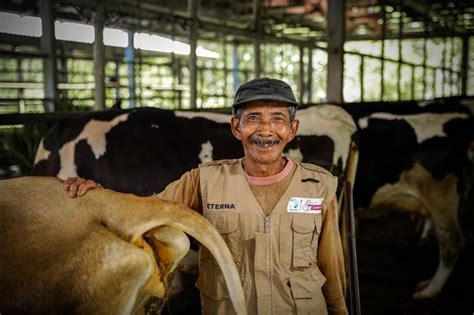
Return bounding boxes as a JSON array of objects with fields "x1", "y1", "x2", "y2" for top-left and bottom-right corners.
[
  {"x1": 288, "y1": 119, "x2": 299, "y2": 142},
  {"x1": 231, "y1": 117, "x2": 242, "y2": 140}
]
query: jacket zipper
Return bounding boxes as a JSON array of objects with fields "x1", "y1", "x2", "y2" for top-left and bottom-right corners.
[{"x1": 264, "y1": 214, "x2": 271, "y2": 233}]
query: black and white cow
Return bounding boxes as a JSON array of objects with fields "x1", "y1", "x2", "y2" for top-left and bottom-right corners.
[
  {"x1": 32, "y1": 105, "x2": 358, "y2": 196},
  {"x1": 347, "y1": 99, "x2": 473, "y2": 299}
]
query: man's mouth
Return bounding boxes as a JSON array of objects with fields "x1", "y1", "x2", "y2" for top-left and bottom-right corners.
[{"x1": 248, "y1": 136, "x2": 281, "y2": 148}]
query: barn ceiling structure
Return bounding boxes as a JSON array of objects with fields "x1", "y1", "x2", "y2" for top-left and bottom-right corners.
[{"x1": 0, "y1": 0, "x2": 473, "y2": 113}]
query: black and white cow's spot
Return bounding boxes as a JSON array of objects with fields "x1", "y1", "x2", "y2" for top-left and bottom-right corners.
[{"x1": 358, "y1": 112, "x2": 469, "y2": 143}]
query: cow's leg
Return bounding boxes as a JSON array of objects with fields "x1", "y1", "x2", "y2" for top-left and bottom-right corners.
[
  {"x1": 420, "y1": 217, "x2": 433, "y2": 242},
  {"x1": 370, "y1": 162, "x2": 465, "y2": 299},
  {"x1": 412, "y1": 170, "x2": 464, "y2": 299},
  {"x1": 413, "y1": 220, "x2": 463, "y2": 299}
]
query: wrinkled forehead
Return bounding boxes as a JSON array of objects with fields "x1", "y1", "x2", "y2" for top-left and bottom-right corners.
[{"x1": 242, "y1": 100, "x2": 291, "y2": 114}]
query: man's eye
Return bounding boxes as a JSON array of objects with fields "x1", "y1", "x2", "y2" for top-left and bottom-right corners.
[{"x1": 247, "y1": 116, "x2": 258, "y2": 121}]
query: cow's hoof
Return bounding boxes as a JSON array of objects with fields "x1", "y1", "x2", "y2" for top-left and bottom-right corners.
[
  {"x1": 413, "y1": 280, "x2": 439, "y2": 299},
  {"x1": 415, "y1": 279, "x2": 430, "y2": 291}
]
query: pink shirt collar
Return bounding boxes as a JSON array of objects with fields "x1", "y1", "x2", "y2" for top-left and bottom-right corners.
[{"x1": 243, "y1": 158, "x2": 294, "y2": 186}]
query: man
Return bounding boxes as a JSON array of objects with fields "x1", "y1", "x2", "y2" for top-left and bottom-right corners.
[{"x1": 65, "y1": 77, "x2": 348, "y2": 315}]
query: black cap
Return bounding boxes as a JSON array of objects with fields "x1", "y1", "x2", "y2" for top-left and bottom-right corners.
[{"x1": 232, "y1": 77, "x2": 298, "y2": 112}]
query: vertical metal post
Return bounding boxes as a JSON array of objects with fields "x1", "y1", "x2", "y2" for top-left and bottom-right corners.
[
  {"x1": 223, "y1": 39, "x2": 228, "y2": 105},
  {"x1": 188, "y1": 0, "x2": 198, "y2": 109},
  {"x1": 344, "y1": 180, "x2": 361, "y2": 315},
  {"x1": 422, "y1": 37, "x2": 427, "y2": 98},
  {"x1": 441, "y1": 37, "x2": 446, "y2": 98},
  {"x1": 461, "y1": 35, "x2": 469, "y2": 96},
  {"x1": 397, "y1": 2, "x2": 403, "y2": 101},
  {"x1": 125, "y1": 31, "x2": 136, "y2": 108},
  {"x1": 326, "y1": 0, "x2": 345, "y2": 104},
  {"x1": 380, "y1": 0, "x2": 386, "y2": 100},
  {"x1": 422, "y1": 3, "x2": 428, "y2": 99},
  {"x1": 411, "y1": 64, "x2": 415, "y2": 100},
  {"x1": 177, "y1": 58, "x2": 183, "y2": 109},
  {"x1": 307, "y1": 48, "x2": 313, "y2": 103},
  {"x1": 16, "y1": 57, "x2": 25, "y2": 113},
  {"x1": 232, "y1": 41, "x2": 240, "y2": 93},
  {"x1": 253, "y1": 0, "x2": 262, "y2": 78},
  {"x1": 59, "y1": 44, "x2": 68, "y2": 100},
  {"x1": 360, "y1": 56, "x2": 364, "y2": 102},
  {"x1": 136, "y1": 2, "x2": 143, "y2": 107},
  {"x1": 449, "y1": 36, "x2": 454, "y2": 96},
  {"x1": 93, "y1": 2, "x2": 106, "y2": 110},
  {"x1": 254, "y1": 42, "x2": 261, "y2": 78},
  {"x1": 298, "y1": 46, "x2": 305, "y2": 104},
  {"x1": 39, "y1": 0, "x2": 57, "y2": 112},
  {"x1": 114, "y1": 58, "x2": 120, "y2": 103}
]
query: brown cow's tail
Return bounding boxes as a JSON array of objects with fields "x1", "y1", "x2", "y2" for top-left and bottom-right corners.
[{"x1": 97, "y1": 192, "x2": 248, "y2": 315}]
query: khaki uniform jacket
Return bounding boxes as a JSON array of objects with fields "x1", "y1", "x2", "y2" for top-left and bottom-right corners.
[
  {"x1": 197, "y1": 159, "x2": 343, "y2": 315},
  {"x1": 158, "y1": 158, "x2": 347, "y2": 315}
]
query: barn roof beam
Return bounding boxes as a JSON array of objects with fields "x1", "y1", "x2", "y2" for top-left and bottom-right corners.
[
  {"x1": 397, "y1": 0, "x2": 466, "y2": 34},
  {"x1": 346, "y1": 30, "x2": 474, "y2": 41},
  {"x1": 49, "y1": 0, "x2": 327, "y2": 49}
]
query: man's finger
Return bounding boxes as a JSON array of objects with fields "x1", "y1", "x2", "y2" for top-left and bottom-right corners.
[
  {"x1": 63, "y1": 177, "x2": 78, "y2": 190},
  {"x1": 68, "y1": 178, "x2": 86, "y2": 198},
  {"x1": 77, "y1": 180, "x2": 98, "y2": 196}
]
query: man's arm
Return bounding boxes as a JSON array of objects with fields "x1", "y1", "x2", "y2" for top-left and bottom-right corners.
[
  {"x1": 157, "y1": 168, "x2": 203, "y2": 214},
  {"x1": 317, "y1": 196, "x2": 348, "y2": 315}
]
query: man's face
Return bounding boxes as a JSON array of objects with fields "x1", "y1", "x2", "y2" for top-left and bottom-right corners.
[{"x1": 231, "y1": 100, "x2": 299, "y2": 165}]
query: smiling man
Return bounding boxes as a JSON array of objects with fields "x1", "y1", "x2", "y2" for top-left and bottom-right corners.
[{"x1": 65, "y1": 77, "x2": 347, "y2": 315}]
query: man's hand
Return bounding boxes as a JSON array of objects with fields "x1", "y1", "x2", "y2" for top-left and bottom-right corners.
[{"x1": 64, "y1": 177, "x2": 102, "y2": 198}]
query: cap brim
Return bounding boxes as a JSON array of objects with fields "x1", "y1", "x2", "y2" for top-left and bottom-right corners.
[{"x1": 232, "y1": 95, "x2": 298, "y2": 108}]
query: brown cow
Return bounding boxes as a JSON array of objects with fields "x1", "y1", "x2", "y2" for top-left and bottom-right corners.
[{"x1": 0, "y1": 176, "x2": 246, "y2": 315}]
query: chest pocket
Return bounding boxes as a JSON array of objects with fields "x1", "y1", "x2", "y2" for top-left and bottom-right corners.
[
  {"x1": 280, "y1": 214, "x2": 322, "y2": 268},
  {"x1": 200, "y1": 211, "x2": 240, "y2": 264}
]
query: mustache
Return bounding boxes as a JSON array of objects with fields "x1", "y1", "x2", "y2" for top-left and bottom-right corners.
[{"x1": 248, "y1": 135, "x2": 281, "y2": 146}]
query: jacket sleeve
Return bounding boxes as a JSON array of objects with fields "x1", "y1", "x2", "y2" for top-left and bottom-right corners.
[
  {"x1": 317, "y1": 196, "x2": 348, "y2": 315},
  {"x1": 156, "y1": 167, "x2": 203, "y2": 214}
]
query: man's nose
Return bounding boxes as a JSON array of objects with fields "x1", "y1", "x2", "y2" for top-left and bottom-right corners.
[{"x1": 256, "y1": 119, "x2": 274, "y2": 135}]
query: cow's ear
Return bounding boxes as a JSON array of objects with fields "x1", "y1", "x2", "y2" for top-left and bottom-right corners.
[{"x1": 231, "y1": 117, "x2": 242, "y2": 140}]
